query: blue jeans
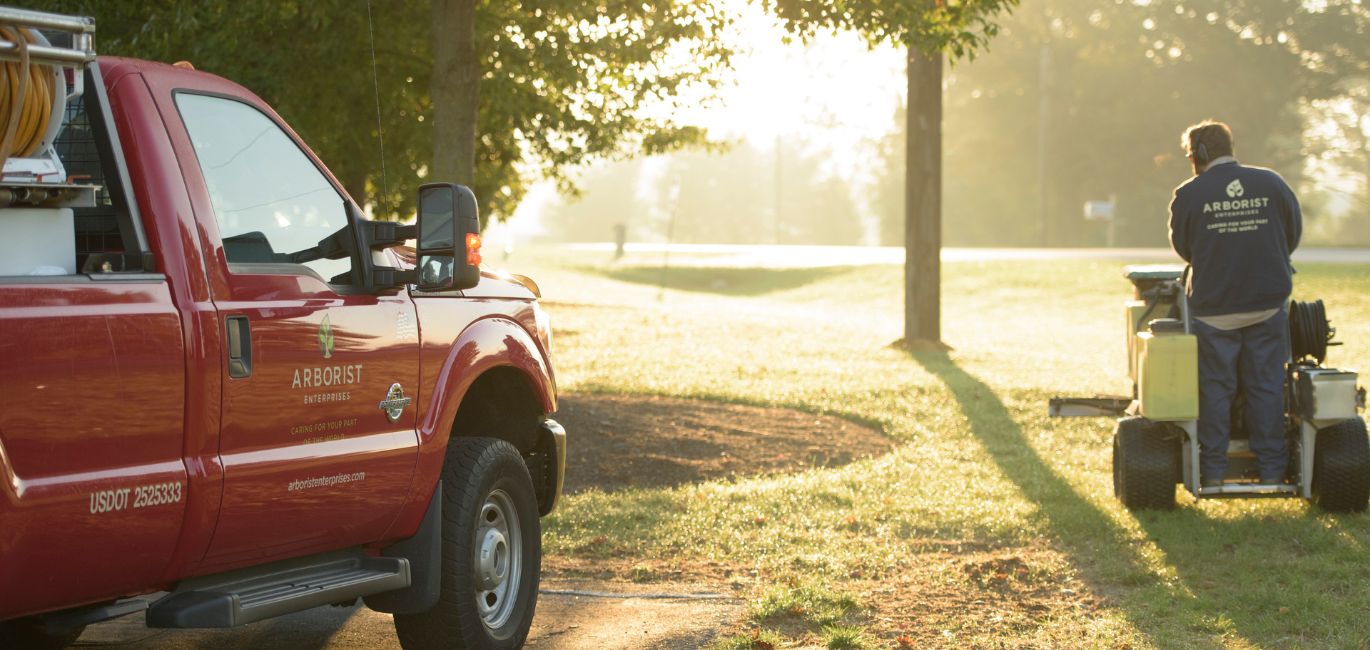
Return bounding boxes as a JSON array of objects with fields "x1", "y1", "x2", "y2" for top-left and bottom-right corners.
[{"x1": 1194, "y1": 310, "x2": 1289, "y2": 482}]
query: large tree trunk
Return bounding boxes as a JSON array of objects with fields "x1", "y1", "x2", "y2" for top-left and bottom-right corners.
[
  {"x1": 904, "y1": 46, "x2": 942, "y2": 344},
  {"x1": 430, "y1": 0, "x2": 479, "y2": 187}
]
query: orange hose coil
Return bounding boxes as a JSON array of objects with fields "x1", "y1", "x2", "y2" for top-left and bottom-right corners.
[{"x1": 0, "y1": 26, "x2": 54, "y2": 166}]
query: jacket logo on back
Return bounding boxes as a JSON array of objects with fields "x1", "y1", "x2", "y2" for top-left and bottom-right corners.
[
  {"x1": 1202, "y1": 195, "x2": 1270, "y2": 216},
  {"x1": 1226, "y1": 179, "x2": 1244, "y2": 198}
]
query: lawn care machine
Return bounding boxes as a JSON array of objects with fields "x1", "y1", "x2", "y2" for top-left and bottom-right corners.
[{"x1": 1050, "y1": 265, "x2": 1370, "y2": 512}]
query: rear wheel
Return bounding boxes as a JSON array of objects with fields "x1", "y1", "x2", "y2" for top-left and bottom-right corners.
[
  {"x1": 0, "y1": 617, "x2": 83, "y2": 649},
  {"x1": 1311, "y1": 418, "x2": 1370, "y2": 513},
  {"x1": 395, "y1": 438, "x2": 541, "y2": 649},
  {"x1": 1113, "y1": 417, "x2": 1179, "y2": 511}
]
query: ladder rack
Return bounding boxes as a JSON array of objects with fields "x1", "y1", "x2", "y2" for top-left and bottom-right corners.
[
  {"x1": 0, "y1": 5, "x2": 98, "y2": 208},
  {"x1": 0, "y1": 6, "x2": 94, "y2": 67}
]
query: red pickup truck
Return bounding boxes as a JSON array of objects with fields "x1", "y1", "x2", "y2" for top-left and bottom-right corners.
[{"x1": 0, "y1": 12, "x2": 564, "y2": 650}]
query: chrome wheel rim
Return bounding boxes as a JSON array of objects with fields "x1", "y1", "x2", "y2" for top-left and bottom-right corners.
[{"x1": 474, "y1": 488, "x2": 521, "y2": 630}]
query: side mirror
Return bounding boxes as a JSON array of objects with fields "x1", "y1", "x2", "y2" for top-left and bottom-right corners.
[{"x1": 416, "y1": 183, "x2": 482, "y2": 291}]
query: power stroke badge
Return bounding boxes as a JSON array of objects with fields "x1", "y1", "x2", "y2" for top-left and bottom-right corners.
[{"x1": 378, "y1": 383, "x2": 413, "y2": 423}]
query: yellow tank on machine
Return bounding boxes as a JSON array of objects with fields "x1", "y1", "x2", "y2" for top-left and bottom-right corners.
[
  {"x1": 1135, "y1": 330, "x2": 1198, "y2": 421},
  {"x1": 1124, "y1": 299, "x2": 1148, "y2": 383}
]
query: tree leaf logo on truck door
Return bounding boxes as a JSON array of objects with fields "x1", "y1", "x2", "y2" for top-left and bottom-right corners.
[{"x1": 319, "y1": 313, "x2": 335, "y2": 359}]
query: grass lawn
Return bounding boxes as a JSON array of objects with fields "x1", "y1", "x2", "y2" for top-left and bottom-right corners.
[{"x1": 506, "y1": 248, "x2": 1370, "y2": 649}]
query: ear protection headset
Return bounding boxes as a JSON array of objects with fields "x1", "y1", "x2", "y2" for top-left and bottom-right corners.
[{"x1": 1190, "y1": 130, "x2": 1209, "y2": 166}]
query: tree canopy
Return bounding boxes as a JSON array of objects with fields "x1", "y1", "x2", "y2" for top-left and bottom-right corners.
[
  {"x1": 864, "y1": 0, "x2": 1370, "y2": 247},
  {"x1": 764, "y1": 0, "x2": 1019, "y2": 56},
  {"x1": 23, "y1": 0, "x2": 732, "y2": 223}
]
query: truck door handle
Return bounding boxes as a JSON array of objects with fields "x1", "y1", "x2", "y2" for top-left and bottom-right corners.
[{"x1": 226, "y1": 315, "x2": 252, "y2": 378}]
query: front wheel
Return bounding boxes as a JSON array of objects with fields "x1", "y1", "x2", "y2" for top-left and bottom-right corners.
[
  {"x1": 1113, "y1": 417, "x2": 1179, "y2": 511},
  {"x1": 1311, "y1": 418, "x2": 1370, "y2": 513},
  {"x1": 395, "y1": 438, "x2": 542, "y2": 649}
]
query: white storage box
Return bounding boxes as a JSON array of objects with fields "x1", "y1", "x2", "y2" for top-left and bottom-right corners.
[
  {"x1": 1295, "y1": 368, "x2": 1359, "y2": 426},
  {"x1": 1, "y1": 207, "x2": 75, "y2": 275}
]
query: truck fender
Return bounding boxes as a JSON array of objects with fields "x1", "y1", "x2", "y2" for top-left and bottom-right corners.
[
  {"x1": 380, "y1": 316, "x2": 554, "y2": 544},
  {"x1": 420, "y1": 315, "x2": 555, "y2": 449}
]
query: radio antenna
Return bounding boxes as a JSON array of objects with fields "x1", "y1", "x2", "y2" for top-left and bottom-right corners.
[{"x1": 365, "y1": 0, "x2": 391, "y2": 218}]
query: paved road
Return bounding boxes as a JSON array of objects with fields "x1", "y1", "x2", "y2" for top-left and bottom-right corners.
[
  {"x1": 78, "y1": 585, "x2": 740, "y2": 649},
  {"x1": 553, "y1": 243, "x2": 1370, "y2": 267}
]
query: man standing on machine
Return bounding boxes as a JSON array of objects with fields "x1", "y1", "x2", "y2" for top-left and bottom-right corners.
[{"x1": 1168, "y1": 120, "x2": 1303, "y2": 487}]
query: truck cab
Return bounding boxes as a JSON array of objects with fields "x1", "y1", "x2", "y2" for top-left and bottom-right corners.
[{"x1": 0, "y1": 9, "x2": 564, "y2": 649}]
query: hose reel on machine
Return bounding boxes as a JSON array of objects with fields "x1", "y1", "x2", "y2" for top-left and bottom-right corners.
[{"x1": 1289, "y1": 299, "x2": 1339, "y2": 367}]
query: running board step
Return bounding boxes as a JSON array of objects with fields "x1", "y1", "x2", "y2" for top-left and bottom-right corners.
[
  {"x1": 1198, "y1": 483, "x2": 1300, "y2": 498},
  {"x1": 147, "y1": 552, "x2": 409, "y2": 628}
]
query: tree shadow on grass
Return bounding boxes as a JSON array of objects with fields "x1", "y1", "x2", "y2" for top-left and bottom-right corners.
[
  {"x1": 906, "y1": 349, "x2": 1225, "y2": 647},
  {"x1": 576, "y1": 265, "x2": 857, "y2": 297},
  {"x1": 912, "y1": 349, "x2": 1370, "y2": 646}
]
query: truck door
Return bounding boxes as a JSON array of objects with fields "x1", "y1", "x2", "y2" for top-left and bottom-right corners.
[
  {"x1": 167, "y1": 90, "x2": 420, "y2": 566},
  {"x1": 0, "y1": 84, "x2": 189, "y2": 618}
]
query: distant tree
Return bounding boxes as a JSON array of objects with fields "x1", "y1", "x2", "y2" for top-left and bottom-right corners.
[
  {"x1": 25, "y1": 0, "x2": 733, "y2": 225},
  {"x1": 872, "y1": 103, "x2": 904, "y2": 247},
  {"x1": 541, "y1": 158, "x2": 653, "y2": 244},
  {"x1": 543, "y1": 142, "x2": 865, "y2": 246},
  {"x1": 763, "y1": 0, "x2": 1020, "y2": 345},
  {"x1": 951, "y1": 0, "x2": 1308, "y2": 248},
  {"x1": 663, "y1": 144, "x2": 864, "y2": 246},
  {"x1": 1303, "y1": 80, "x2": 1370, "y2": 244},
  {"x1": 870, "y1": 0, "x2": 1370, "y2": 249}
]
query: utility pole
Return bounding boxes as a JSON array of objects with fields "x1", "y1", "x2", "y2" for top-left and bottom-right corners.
[
  {"x1": 774, "y1": 133, "x2": 783, "y2": 245},
  {"x1": 1037, "y1": 44, "x2": 1051, "y2": 247}
]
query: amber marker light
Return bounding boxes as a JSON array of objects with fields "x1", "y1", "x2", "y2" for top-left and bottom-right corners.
[{"x1": 466, "y1": 233, "x2": 483, "y2": 266}]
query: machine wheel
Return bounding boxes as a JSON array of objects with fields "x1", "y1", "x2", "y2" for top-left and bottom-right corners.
[
  {"x1": 1113, "y1": 417, "x2": 1179, "y2": 511},
  {"x1": 0, "y1": 616, "x2": 84, "y2": 649},
  {"x1": 1311, "y1": 418, "x2": 1370, "y2": 513},
  {"x1": 395, "y1": 438, "x2": 541, "y2": 649}
]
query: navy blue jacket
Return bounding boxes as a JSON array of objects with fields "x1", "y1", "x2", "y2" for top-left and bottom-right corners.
[{"x1": 1168, "y1": 161, "x2": 1301, "y2": 317}]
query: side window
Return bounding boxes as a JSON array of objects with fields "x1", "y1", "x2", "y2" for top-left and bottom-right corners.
[
  {"x1": 57, "y1": 90, "x2": 136, "y2": 272},
  {"x1": 175, "y1": 93, "x2": 351, "y2": 283}
]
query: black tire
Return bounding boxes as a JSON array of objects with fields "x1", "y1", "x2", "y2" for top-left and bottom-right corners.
[
  {"x1": 1311, "y1": 418, "x2": 1370, "y2": 513},
  {"x1": 0, "y1": 617, "x2": 84, "y2": 649},
  {"x1": 395, "y1": 438, "x2": 541, "y2": 650},
  {"x1": 1113, "y1": 417, "x2": 1179, "y2": 511}
]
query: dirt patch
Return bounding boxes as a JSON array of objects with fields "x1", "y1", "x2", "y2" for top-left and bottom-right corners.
[
  {"x1": 542, "y1": 556, "x2": 761, "y2": 589},
  {"x1": 530, "y1": 581, "x2": 744, "y2": 649},
  {"x1": 555, "y1": 393, "x2": 893, "y2": 494},
  {"x1": 856, "y1": 544, "x2": 1102, "y2": 649}
]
